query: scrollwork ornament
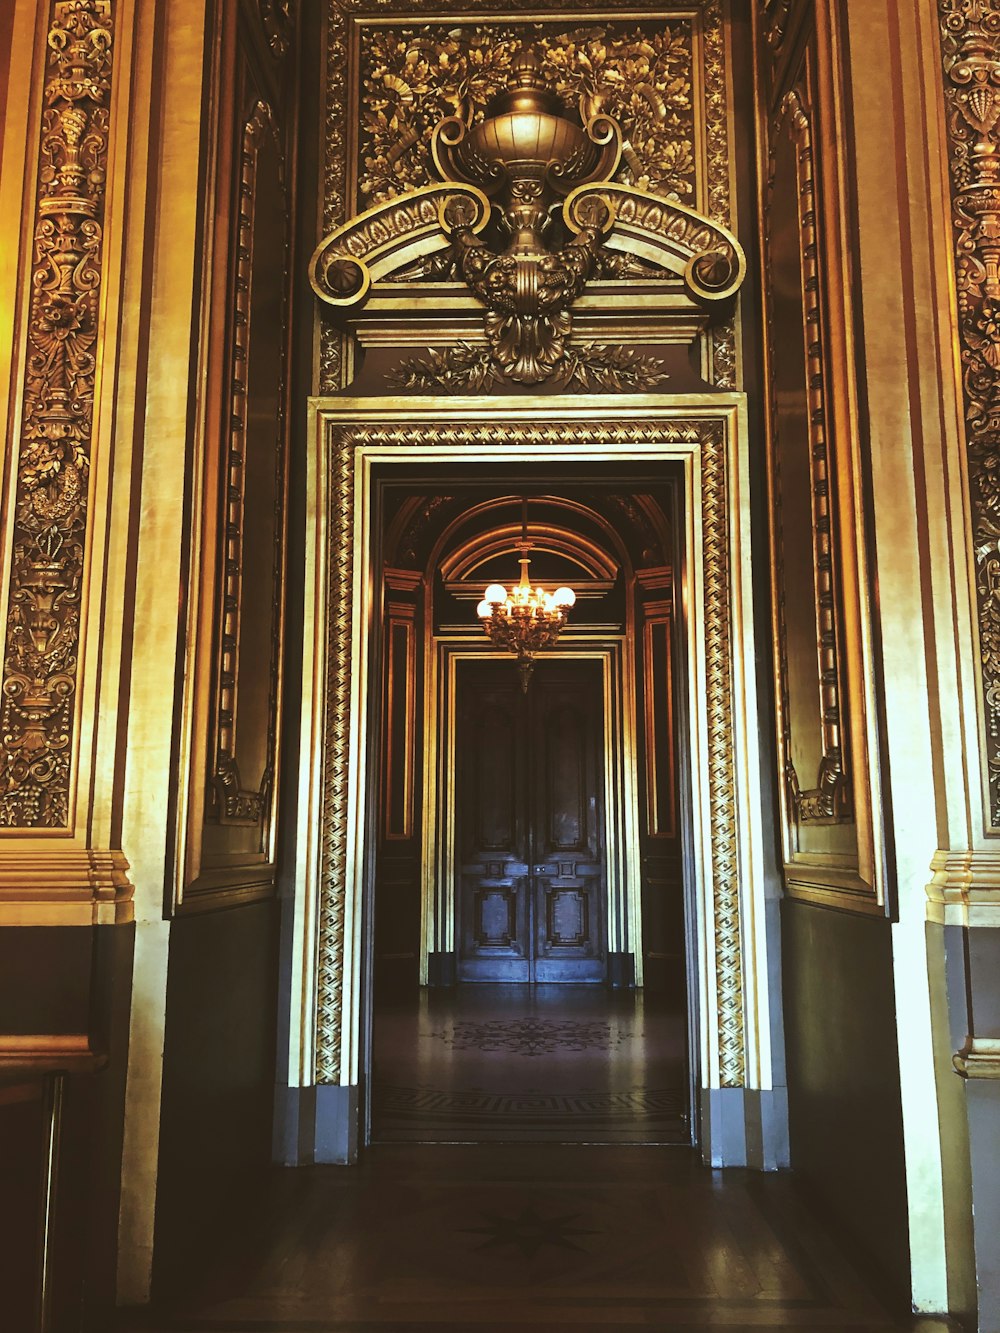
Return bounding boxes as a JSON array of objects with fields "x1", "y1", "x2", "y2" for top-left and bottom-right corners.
[
  {"x1": 320, "y1": 3, "x2": 741, "y2": 389},
  {"x1": 1, "y1": 0, "x2": 113, "y2": 828},
  {"x1": 939, "y1": 0, "x2": 1000, "y2": 823}
]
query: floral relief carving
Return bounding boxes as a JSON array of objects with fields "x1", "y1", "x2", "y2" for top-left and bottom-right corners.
[
  {"x1": 939, "y1": 0, "x2": 1000, "y2": 823},
  {"x1": 358, "y1": 22, "x2": 695, "y2": 208},
  {"x1": 0, "y1": 0, "x2": 113, "y2": 827}
]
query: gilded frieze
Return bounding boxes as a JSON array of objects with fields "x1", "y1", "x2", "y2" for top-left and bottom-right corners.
[
  {"x1": 939, "y1": 0, "x2": 1000, "y2": 827},
  {"x1": 0, "y1": 0, "x2": 114, "y2": 828}
]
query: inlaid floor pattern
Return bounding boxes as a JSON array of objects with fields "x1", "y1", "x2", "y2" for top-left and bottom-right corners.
[
  {"x1": 120, "y1": 1144, "x2": 916, "y2": 1331},
  {"x1": 371, "y1": 984, "x2": 690, "y2": 1144}
]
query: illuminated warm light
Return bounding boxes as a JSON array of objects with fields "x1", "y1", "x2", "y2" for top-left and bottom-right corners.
[{"x1": 477, "y1": 500, "x2": 575, "y2": 692}]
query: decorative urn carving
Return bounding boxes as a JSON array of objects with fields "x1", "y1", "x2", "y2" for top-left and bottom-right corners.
[
  {"x1": 427, "y1": 50, "x2": 620, "y2": 383},
  {"x1": 308, "y1": 39, "x2": 747, "y2": 391}
]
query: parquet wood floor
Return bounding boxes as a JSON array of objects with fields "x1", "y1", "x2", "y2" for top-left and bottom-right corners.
[{"x1": 119, "y1": 1144, "x2": 939, "y2": 1332}]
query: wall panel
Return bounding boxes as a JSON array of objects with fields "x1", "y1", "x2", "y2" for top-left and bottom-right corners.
[{"x1": 755, "y1": 0, "x2": 887, "y2": 912}]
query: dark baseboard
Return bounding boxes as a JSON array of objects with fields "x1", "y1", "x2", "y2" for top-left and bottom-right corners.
[
  {"x1": 426, "y1": 951, "x2": 457, "y2": 987},
  {"x1": 607, "y1": 952, "x2": 636, "y2": 989}
]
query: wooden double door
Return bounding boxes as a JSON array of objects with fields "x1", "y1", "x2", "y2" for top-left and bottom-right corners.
[{"x1": 456, "y1": 658, "x2": 606, "y2": 982}]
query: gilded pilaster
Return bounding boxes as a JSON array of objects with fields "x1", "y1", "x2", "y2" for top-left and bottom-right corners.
[{"x1": 1, "y1": 0, "x2": 114, "y2": 830}]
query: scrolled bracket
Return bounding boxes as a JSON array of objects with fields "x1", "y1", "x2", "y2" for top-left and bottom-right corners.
[
  {"x1": 564, "y1": 182, "x2": 747, "y2": 303},
  {"x1": 308, "y1": 182, "x2": 491, "y2": 307}
]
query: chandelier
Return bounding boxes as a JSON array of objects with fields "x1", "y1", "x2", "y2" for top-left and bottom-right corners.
[{"x1": 476, "y1": 499, "x2": 576, "y2": 692}]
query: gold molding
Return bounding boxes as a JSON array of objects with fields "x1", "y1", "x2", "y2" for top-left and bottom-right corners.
[
  {"x1": 0, "y1": 1033, "x2": 102, "y2": 1072},
  {"x1": 207, "y1": 99, "x2": 286, "y2": 832},
  {"x1": 770, "y1": 81, "x2": 849, "y2": 827},
  {"x1": 754, "y1": 4, "x2": 886, "y2": 914},
  {"x1": 953, "y1": 1036, "x2": 1000, "y2": 1079},
  {"x1": 937, "y1": 0, "x2": 1000, "y2": 831},
  {"x1": 0, "y1": 0, "x2": 114, "y2": 828},
  {"x1": 299, "y1": 397, "x2": 766, "y2": 1093},
  {"x1": 0, "y1": 846, "x2": 133, "y2": 925}
]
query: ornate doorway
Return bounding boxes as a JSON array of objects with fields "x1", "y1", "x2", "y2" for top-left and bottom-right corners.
[
  {"x1": 456, "y1": 658, "x2": 607, "y2": 983},
  {"x1": 288, "y1": 398, "x2": 779, "y2": 1166}
]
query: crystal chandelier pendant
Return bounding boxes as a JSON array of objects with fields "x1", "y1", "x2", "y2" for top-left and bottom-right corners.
[{"x1": 476, "y1": 501, "x2": 576, "y2": 691}]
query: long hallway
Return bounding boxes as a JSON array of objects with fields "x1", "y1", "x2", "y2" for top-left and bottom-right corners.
[{"x1": 118, "y1": 1143, "x2": 922, "y2": 1331}]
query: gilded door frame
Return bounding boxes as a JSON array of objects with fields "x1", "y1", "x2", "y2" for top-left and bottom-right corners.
[
  {"x1": 291, "y1": 394, "x2": 772, "y2": 1108},
  {"x1": 426, "y1": 642, "x2": 643, "y2": 986}
]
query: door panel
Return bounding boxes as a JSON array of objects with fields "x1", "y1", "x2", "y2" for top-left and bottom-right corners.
[
  {"x1": 531, "y1": 669, "x2": 605, "y2": 981},
  {"x1": 457, "y1": 673, "x2": 530, "y2": 981},
  {"x1": 457, "y1": 659, "x2": 605, "y2": 982}
]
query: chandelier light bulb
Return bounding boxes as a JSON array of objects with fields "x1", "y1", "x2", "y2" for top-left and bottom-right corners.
[{"x1": 476, "y1": 502, "x2": 576, "y2": 691}]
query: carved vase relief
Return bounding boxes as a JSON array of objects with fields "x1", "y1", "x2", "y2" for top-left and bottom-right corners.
[
  {"x1": 318, "y1": 2, "x2": 741, "y2": 393},
  {"x1": 1, "y1": 0, "x2": 114, "y2": 828}
]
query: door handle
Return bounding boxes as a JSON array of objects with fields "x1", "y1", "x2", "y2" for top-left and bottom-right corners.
[{"x1": 533, "y1": 864, "x2": 554, "y2": 874}]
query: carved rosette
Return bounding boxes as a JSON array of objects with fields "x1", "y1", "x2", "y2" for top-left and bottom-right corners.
[
  {"x1": 939, "y1": 0, "x2": 1000, "y2": 824},
  {"x1": 315, "y1": 418, "x2": 745, "y2": 1089},
  {"x1": 0, "y1": 0, "x2": 113, "y2": 828}
]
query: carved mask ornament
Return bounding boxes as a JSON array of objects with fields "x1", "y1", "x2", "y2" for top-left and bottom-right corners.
[{"x1": 309, "y1": 42, "x2": 746, "y2": 387}]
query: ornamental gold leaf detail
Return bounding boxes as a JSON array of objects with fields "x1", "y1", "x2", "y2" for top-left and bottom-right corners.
[
  {"x1": 357, "y1": 21, "x2": 695, "y2": 208},
  {"x1": 0, "y1": 0, "x2": 113, "y2": 828},
  {"x1": 321, "y1": 1, "x2": 738, "y2": 391},
  {"x1": 938, "y1": 0, "x2": 1000, "y2": 825}
]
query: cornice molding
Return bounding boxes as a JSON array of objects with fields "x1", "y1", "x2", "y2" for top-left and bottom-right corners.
[
  {"x1": 927, "y1": 849, "x2": 1000, "y2": 927},
  {"x1": 0, "y1": 847, "x2": 133, "y2": 925},
  {"x1": 953, "y1": 1036, "x2": 1000, "y2": 1079}
]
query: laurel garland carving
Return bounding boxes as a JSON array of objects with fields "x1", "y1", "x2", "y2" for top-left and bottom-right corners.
[
  {"x1": 321, "y1": 1, "x2": 738, "y2": 391},
  {"x1": 314, "y1": 416, "x2": 744, "y2": 1086},
  {"x1": 700, "y1": 421, "x2": 745, "y2": 1087},
  {"x1": 0, "y1": 0, "x2": 113, "y2": 828},
  {"x1": 939, "y1": 0, "x2": 1000, "y2": 825},
  {"x1": 386, "y1": 340, "x2": 669, "y2": 393}
]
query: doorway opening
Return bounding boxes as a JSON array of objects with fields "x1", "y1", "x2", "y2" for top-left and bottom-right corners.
[{"x1": 367, "y1": 473, "x2": 692, "y2": 1147}]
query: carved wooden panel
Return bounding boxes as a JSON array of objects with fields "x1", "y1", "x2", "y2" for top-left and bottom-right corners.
[
  {"x1": 755, "y1": 1, "x2": 886, "y2": 912},
  {"x1": 176, "y1": 3, "x2": 295, "y2": 909}
]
